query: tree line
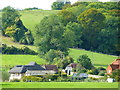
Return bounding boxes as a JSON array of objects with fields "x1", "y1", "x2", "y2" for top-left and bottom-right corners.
[{"x1": 35, "y1": 2, "x2": 120, "y2": 58}]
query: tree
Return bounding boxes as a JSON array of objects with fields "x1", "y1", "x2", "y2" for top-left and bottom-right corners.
[
  {"x1": 97, "y1": 15, "x2": 119, "y2": 55},
  {"x1": 2, "y1": 6, "x2": 20, "y2": 30},
  {"x1": 58, "y1": 56, "x2": 74, "y2": 69},
  {"x1": 65, "y1": 22, "x2": 83, "y2": 48},
  {"x1": 58, "y1": 10, "x2": 75, "y2": 25},
  {"x1": 35, "y1": 15, "x2": 75, "y2": 56},
  {"x1": 77, "y1": 8, "x2": 105, "y2": 50},
  {"x1": 2, "y1": 6, "x2": 34, "y2": 45},
  {"x1": 44, "y1": 49, "x2": 63, "y2": 64},
  {"x1": 77, "y1": 54, "x2": 93, "y2": 70},
  {"x1": 51, "y1": 2, "x2": 64, "y2": 10},
  {"x1": 111, "y1": 69, "x2": 120, "y2": 82}
]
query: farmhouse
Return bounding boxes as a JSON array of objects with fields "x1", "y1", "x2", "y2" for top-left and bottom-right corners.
[
  {"x1": 106, "y1": 58, "x2": 120, "y2": 75},
  {"x1": 65, "y1": 63, "x2": 77, "y2": 75},
  {"x1": 9, "y1": 62, "x2": 58, "y2": 80}
]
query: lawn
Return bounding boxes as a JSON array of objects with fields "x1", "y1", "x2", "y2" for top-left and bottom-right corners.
[
  {"x1": 1, "y1": 82, "x2": 118, "y2": 88},
  {"x1": 69, "y1": 48, "x2": 117, "y2": 68},
  {"x1": 2, "y1": 55, "x2": 46, "y2": 67},
  {"x1": 2, "y1": 48, "x2": 117, "y2": 68}
]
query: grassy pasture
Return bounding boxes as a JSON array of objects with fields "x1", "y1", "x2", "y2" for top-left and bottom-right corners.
[
  {"x1": 69, "y1": 48, "x2": 117, "y2": 68},
  {"x1": 2, "y1": 49, "x2": 117, "y2": 68},
  {"x1": 2, "y1": 55, "x2": 46, "y2": 67},
  {"x1": 20, "y1": 10, "x2": 59, "y2": 32},
  {"x1": 1, "y1": 82, "x2": 118, "y2": 88}
]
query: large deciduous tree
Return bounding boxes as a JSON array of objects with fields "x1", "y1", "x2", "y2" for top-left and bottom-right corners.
[
  {"x1": 77, "y1": 8, "x2": 105, "y2": 50},
  {"x1": 35, "y1": 15, "x2": 75, "y2": 56},
  {"x1": 58, "y1": 10, "x2": 75, "y2": 25},
  {"x1": 51, "y1": 2, "x2": 64, "y2": 10},
  {"x1": 2, "y1": 6, "x2": 20, "y2": 30},
  {"x1": 77, "y1": 54, "x2": 93, "y2": 70}
]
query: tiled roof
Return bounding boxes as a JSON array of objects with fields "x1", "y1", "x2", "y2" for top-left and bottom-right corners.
[
  {"x1": 45, "y1": 65, "x2": 58, "y2": 71},
  {"x1": 68, "y1": 63, "x2": 77, "y2": 68},
  {"x1": 107, "y1": 59, "x2": 120, "y2": 71},
  {"x1": 110, "y1": 64, "x2": 119, "y2": 70},
  {"x1": 112, "y1": 59, "x2": 120, "y2": 65}
]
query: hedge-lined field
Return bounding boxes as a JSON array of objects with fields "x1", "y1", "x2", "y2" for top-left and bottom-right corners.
[
  {"x1": 2, "y1": 48, "x2": 117, "y2": 68},
  {"x1": 2, "y1": 55, "x2": 46, "y2": 67},
  {"x1": 1, "y1": 82, "x2": 118, "y2": 88},
  {"x1": 69, "y1": 49, "x2": 117, "y2": 68}
]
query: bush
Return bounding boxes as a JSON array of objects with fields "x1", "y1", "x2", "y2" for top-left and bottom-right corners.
[
  {"x1": 2, "y1": 44, "x2": 38, "y2": 55},
  {"x1": 61, "y1": 73, "x2": 67, "y2": 77},
  {"x1": 43, "y1": 74, "x2": 59, "y2": 81},
  {"x1": 22, "y1": 76, "x2": 43, "y2": 82},
  {"x1": 79, "y1": 69, "x2": 87, "y2": 73},
  {"x1": 98, "y1": 71, "x2": 106, "y2": 76},
  {"x1": 10, "y1": 79, "x2": 20, "y2": 82},
  {"x1": 97, "y1": 67, "x2": 106, "y2": 72}
]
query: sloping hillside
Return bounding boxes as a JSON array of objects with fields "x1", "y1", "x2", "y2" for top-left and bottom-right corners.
[
  {"x1": 1, "y1": 9, "x2": 117, "y2": 68},
  {"x1": 20, "y1": 10, "x2": 59, "y2": 32}
]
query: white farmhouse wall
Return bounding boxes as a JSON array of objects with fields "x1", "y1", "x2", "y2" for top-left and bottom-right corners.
[{"x1": 9, "y1": 73, "x2": 23, "y2": 80}]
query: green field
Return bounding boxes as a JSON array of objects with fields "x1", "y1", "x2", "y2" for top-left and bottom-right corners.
[
  {"x1": 1, "y1": 9, "x2": 118, "y2": 68},
  {"x1": 1, "y1": 82, "x2": 118, "y2": 88},
  {"x1": 69, "y1": 49, "x2": 117, "y2": 68},
  {"x1": 2, "y1": 55, "x2": 46, "y2": 67},
  {"x1": 2, "y1": 49, "x2": 117, "y2": 68},
  {"x1": 2, "y1": 35, "x2": 117, "y2": 68},
  {"x1": 20, "y1": 10, "x2": 59, "y2": 32}
]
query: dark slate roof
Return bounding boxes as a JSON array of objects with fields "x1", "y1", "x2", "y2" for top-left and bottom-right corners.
[
  {"x1": 45, "y1": 65, "x2": 58, "y2": 71},
  {"x1": 27, "y1": 62, "x2": 37, "y2": 65},
  {"x1": 9, "y1": 62, "x2": 45, "y2": 73}
]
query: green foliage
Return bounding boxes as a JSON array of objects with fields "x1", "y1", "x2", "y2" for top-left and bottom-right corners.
[
  {"x1": 51, "y1": 2, "x2": 64, "y2": 10},
  {"x1": 77, "y1": 55, "x2": 93, "y2": 70},
  {"x1": 77, "y1": 8, "x2": 105, "y2": 50},
  {"x1": 91, "y1": 68, "x2": 99, "y2": 75},
  {"x1": 2, "y1": 6, "x2": 34, "y2": 45},
  {"x1": 58, "y1": 10, "x2": 75, "y2": 25},
  {"x1": 98, "y1": 71, "x2": 106, "y2": 76},
  {"x1": 2, "y1": 6, "x2": 20, "y2": 29},
  {"x1": 111, "y1": 69, "x2": 120, "y2": 82},
  {"x1": 65, "y1": 22, "x2": 83, "y2": 47},
  {"x1": 2, "y1": 44, "x2": 37, "y2": 55},
  {"x1": 35, "y1": 14, "x2": 75, "y2": 56},
  {"x1": 2, "y1": 71, "x2": 10, "y2": 81},
  {"x1": 58, "y1": 56, "x2": 74, "y2": 69},
  {"x1": 43, "y1": 74, "x2": 59, "y2": 81},
  {"x1": 10, "y1": 79, "x2": 20, "y2": 82},
  {"x1": 24, "y1": 7, "x2": 39, "y2": 10},
  {"x1": 22, "y1": 76, "x2": 43, "y2": 82},
  {"x1": 44, "y1": 49, "x2": 63, "y2": 64}
]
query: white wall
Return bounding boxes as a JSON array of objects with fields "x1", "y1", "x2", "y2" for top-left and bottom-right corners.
[{"x1": 9, "y1": 73, "x2": 23, "y2": 80}]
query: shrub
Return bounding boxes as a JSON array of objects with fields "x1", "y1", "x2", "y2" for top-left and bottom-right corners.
[
  {"x1": 22, "y1": 76, "x2": 43, "y2": 82},
  {"x1": 98, "y1": 71, "x2": 106, "y2": 76},
  {"x1": 43, "y1": 74, "x2": 59, "y2": 81},
  {"x1": 10, "y1": 79, "x2": 20, "y2": 82},
  {"x1": 2, "y1": 44, "x2": 38, "y2": 55}
]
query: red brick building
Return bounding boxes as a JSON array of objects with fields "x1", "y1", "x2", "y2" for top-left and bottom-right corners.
[{"x1": 106, "y1": 59, "x2": 120, "y2": 75}]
